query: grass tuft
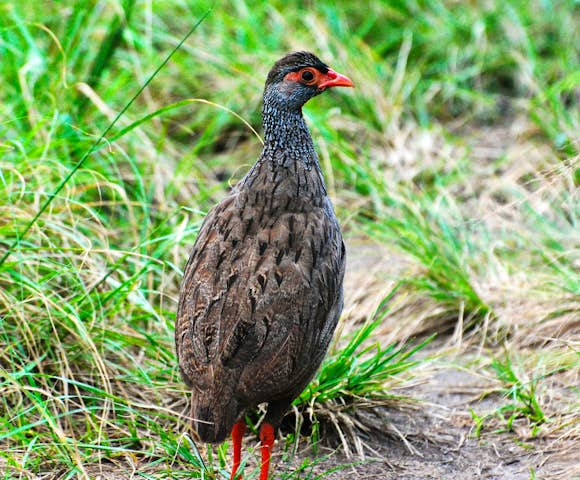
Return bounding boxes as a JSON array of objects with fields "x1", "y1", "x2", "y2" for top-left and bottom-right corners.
[{"x1": 288, "y1": 287, "x2": 432, "y2": 457}]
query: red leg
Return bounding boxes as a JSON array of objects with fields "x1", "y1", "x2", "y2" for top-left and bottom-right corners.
[
  {"x1": 230, "y1": 419, "x2": 246, "y2": 480},
  {"x1": 258, "y1": 422, "x2": 275, "y2": 480}
]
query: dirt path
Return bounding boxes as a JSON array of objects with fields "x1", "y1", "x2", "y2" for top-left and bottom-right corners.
[
  {"x1": 83, "y1": 361, "x2": 576, "y2": 480},
  {"x1": 287, "y1": 360, "x2": 576, "y2": 480}
]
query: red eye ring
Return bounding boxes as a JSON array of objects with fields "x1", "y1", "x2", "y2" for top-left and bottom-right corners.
[
  {"x1": 283, "y1": 68, "x2": 321, "y2": 85},
  {"x1": 299, "y1": 68, "x2": 317, "y2": 84},
  {"x1": 301, "y1": 70, "x2": 315, "y2": 82}
]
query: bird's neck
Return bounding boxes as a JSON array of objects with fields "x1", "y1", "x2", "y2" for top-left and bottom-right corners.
[
  {"x1": 237, "y1": 102, "x2": 327, "y2": 205},
  {"x1": 261, "y1": 102, "x2": 317, "y2": 166}
]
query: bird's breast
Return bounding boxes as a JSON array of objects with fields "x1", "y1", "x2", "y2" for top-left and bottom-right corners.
[{"x1": 238, "y1": 159, "x2": 327, "y2": 219}]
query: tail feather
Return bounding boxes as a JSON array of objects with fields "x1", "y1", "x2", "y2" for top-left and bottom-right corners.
[{"x1": 191, "y1": 398, "x2": 240, "y2": 444}]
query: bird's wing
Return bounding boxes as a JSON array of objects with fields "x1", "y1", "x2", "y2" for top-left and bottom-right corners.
[
  {"x1": 176, "y1": 193, "x2": 345, "y2": 400},
  {"x1": 236, "y1": 208, "x2": 345, "y2": 403},
  {"x1": 176, "y1": 194, "x2": 242, "y2": 386}
]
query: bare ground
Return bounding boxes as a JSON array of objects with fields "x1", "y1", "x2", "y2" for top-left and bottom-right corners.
[
  {"x1": 291, "y1": 359, "x2": 579, "y2": 480},
  {"x1": 80, "y1": 353, "x2": 578, "y2": 480}
]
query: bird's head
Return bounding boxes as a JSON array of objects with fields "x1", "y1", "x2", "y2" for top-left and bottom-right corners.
[{"x1": 264, "y1": 51, "x2": 354, "y2": 112}]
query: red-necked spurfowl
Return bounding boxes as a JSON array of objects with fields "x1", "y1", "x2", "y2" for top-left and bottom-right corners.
[{"x1": 176, "y1": 51, "x2": 353, "y2": 480}]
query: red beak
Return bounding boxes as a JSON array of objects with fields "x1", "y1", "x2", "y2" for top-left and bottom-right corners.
[{"x1": 318, "y1": 68, "x2": 355, "y2": 89}]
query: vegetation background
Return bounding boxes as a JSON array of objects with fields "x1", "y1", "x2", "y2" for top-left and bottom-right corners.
[{"x1": 1, "y1": 0, "x2": 578, "y2": 479}]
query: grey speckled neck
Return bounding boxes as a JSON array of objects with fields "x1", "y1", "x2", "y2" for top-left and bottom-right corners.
[
  {"x1": 260, "y1": 87, "x2": 318, "y2": 168},
  {"x1": 236, "y1": 82, "x2": 327, "y2": 202}
]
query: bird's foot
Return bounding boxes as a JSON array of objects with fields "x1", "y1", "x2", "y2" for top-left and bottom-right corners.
[
  {"x1": 258, "y1": 422, "x2": 275, "y2": 480},
  {"x1": 230, "y1": 419, "x2": 246, "y2": 480}
]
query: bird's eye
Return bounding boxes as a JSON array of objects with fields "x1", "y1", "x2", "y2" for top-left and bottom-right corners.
[{"x1": 301, "y1": 70, "x2": 315, "y2": 82}]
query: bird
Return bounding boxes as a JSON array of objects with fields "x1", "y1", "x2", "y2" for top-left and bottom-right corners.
[{"x1": 176, "y1": 51, "x2": 353, "y2": 480}]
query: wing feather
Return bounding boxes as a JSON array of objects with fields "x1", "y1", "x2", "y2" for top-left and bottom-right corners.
[{"x1": 176, "y1": 190, "x2": 345, "y2": 407}]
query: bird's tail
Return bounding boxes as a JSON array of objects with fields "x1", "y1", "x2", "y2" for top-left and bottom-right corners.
[{"x1": 190, "y1": 395, "x2": 240, "y2": 444}]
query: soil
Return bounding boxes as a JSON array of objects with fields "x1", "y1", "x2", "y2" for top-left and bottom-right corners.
[
  {"x1": 292, "y1": 363, "x2": 578, "y2": 480},
  {"x1": 82, "y1": 368, "x2": 578, "y2": 479}
]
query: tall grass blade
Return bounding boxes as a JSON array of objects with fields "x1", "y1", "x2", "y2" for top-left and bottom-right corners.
[{"x1": 0, "y1": 7, "x2": 213, "y2": 268}]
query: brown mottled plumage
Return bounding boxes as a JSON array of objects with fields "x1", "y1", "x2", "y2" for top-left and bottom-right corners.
[{"x1": 176, "y1": 52, "x2": 353, "y2": 480}]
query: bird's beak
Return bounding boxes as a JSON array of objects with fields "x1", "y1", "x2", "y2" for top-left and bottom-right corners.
[{"x1": 318, "y1": 68, "x2": 355, "y2": 89}]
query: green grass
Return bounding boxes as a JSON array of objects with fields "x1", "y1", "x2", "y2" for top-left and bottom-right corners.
[
  {"x1": 470, "y1": 349, "x2": 579, "y2": 439},
  {"x1": 290, "y1": 287, "x2": 433, "y2": 456},
  {"x1": 470, "y1": 355, "x2": 547, "y2": 438},
  {"x1": 1, "y1": 0, "x2": 579, "y2": 478}
]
